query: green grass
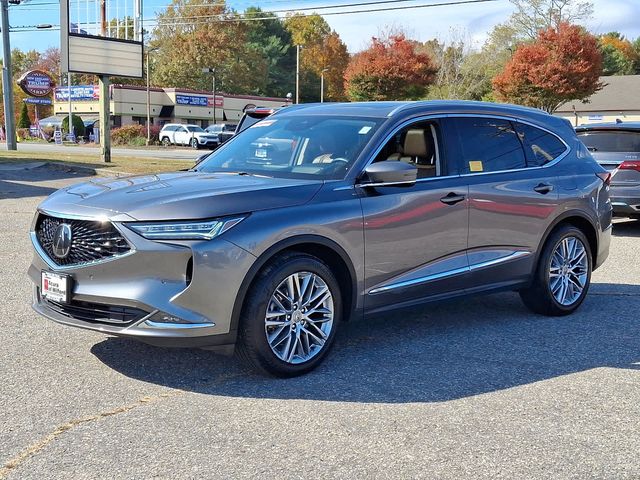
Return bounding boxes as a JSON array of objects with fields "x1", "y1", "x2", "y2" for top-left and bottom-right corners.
[{"x1": 0, "y1": 150, "x2": 194, "y2": 175}]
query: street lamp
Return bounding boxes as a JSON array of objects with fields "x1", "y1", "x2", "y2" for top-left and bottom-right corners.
[
  {"x1": 202, "y1": 67, "x2": 216, "y2": 125},
  {"x1": 146, "y1": 46, "x2": 159, "y2": 145},
  {"x1": 320, "y1": 68, "x2": 328, "y2": 103}
]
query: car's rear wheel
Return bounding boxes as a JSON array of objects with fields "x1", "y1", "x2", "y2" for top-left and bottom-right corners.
[
  {"x1": 520, "y1": 225, "x2": 592, "y2": 316},
  {"x1": 161, "y1": 137, "x2": 171, "y2": 147},
  {"x1": 237, "y1": 253, "x2": 341, "y2": 377}
]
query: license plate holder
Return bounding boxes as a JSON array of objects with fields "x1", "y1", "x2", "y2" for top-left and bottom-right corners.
[{"x1": 41, "y1": 271, "x2": 72, "y2": 304}]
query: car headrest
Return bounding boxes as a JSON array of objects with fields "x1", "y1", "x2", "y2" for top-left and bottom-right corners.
[{"x1": 403, "y1": 129, "x2": 430, "y2": 159}]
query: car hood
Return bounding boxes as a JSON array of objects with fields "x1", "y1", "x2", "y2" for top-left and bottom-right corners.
[{"x1": 38, "y1": 171, "x2": 323, "y2": 221}]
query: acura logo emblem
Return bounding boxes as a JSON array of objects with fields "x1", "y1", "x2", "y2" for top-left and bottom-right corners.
[{"x1": 52, "y1": 223, "x2": 73, "y2": 258}]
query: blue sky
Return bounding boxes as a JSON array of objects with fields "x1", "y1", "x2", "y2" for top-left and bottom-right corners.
[{"x1": 7, "y1": 0, "x2": 640, "y2": 54}]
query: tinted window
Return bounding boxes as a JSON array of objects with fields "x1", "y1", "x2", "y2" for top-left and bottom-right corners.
[
  {"x1": 516, "y1": 123, "x2": 567, "y2": 166},
  {"x1": 186, "y1": 126, "x2": 205, "y2": 133},
  {"x1": 577, "y1": 130, "x2": 640, "y2": 153},
  {"x1": 451, "y1": 118, "x2": 526, "y2": 174}
]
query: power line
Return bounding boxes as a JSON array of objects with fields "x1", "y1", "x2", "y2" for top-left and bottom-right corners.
[{"x1": 152, "y1": 0, "x2": 500, "y2": 25}]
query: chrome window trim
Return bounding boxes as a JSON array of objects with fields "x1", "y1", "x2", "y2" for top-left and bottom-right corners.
[
  {"x1": 357, "y1": 113, "x2": 571, "y2": 184},
  {"x1": 32, "y1": 210, "x2": 136, "y2": 271},
  {"x1": 368, "y1": 250, "x2": 531, "y2": 295}
]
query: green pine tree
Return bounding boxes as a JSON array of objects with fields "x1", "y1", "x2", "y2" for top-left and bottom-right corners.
[{"x1": 17, "y1": 102, "x2": 31, "y2": 129}]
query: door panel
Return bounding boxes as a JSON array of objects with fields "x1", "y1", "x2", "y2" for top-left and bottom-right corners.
[{"x1": 361, "y1": 178, "x2": 469, "y2": 311}]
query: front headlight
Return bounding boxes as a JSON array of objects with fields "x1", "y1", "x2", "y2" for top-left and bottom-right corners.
[{"x1": 125, "y1": 217, "x2": 245, "y2": 240}]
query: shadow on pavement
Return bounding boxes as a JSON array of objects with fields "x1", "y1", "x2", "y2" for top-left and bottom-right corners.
[
  {"x1": 92, "y1": 284, "x2": 640, "y2": 404},
  {"x1": 0, "y1": 162, "x2": 97, "y2": 200},
  {"x1": 613, "y1": 218, "x2": 640, "y2": 237}
]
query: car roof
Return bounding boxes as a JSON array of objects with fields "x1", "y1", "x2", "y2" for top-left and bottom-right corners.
[
  {"x1": 576, "y1": 122, "x2": 640, "y2": 131},
  {"x1": 276, "y1": 100, "x2": 562, "y2": 126}
]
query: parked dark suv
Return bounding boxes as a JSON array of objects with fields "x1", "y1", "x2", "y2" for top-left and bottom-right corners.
[
  {"x1": 29, "y1": 101, "x2": 612, "y2": 377},
  {"x1": 576, "y1": 122, "x2": 640, "y2": 218}
]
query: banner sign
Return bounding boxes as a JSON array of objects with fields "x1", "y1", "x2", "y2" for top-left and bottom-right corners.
[
  {"x1": 17, "y1": 70, "x2": 55, "y2": 97},
  {"x1": 24, "y1": 97, "x2": 53, "y2": 105},
  {"x1": 176, "y1": 94, "x2": 224, "y2": 108},
  {"x1": 55, "y1": 85, "x2": 99, "y2": 101},
  {"x1": 588, "y1": 115, "x2": 604, "y2": 121}
]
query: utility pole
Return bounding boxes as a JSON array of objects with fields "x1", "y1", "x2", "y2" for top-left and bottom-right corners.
[
  {"x1": 145, "y1": 47, "x2": 158, "y2": 145},
  {"x1": 320, "y1": 68, "x2": 328, "y2": 103},
  {"x1": 98, "y1": 0, "x2": 110, "y2": 162},
  {"x1": 67, "y1": 72, "x2": 72, "y2": 140},
  {"x1": 202, "y1": 67, "x2": 216, "y2": 124},
  {"x1": 295, "y1": 45, "x2": 301, "y2": 104},
  {"x1": 1, "y1": 0, "x2": 16, "y2": 150}
]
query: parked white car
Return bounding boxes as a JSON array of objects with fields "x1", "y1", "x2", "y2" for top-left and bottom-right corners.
[{"x1": 159, "y1": 124, "x2": 219, "y2": 149}]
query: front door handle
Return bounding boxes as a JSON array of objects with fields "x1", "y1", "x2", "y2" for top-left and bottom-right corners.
[
  {"x1": 440, "y1": 192, "x2": 466, "y2": 205},
  {"x1": 533, "y1": 183, "x2": 554, "y2": 194}
]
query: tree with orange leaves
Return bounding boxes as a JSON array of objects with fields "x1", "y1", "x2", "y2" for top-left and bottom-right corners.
[
  {"x1": 344, "y1": 34, "x2": 437, "y2": 101},
  {"x1": 493, "y1": 22, "x2": 603, "y2": 113}
]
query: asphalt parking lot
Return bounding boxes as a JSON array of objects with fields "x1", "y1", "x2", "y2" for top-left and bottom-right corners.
[{"x1": 1, "y1": 163, "x2": 639, "y2": 479}]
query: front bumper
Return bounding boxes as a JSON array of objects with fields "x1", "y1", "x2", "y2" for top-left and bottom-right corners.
[{"x1": 28, "y1": 216, "x2": 256, "y2": 348}]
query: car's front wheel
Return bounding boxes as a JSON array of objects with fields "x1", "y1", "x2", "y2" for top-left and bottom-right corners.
[
  {"x1": 520, "y1": 225, "x2": 592, "y2": 316},
  {"x1": 237, "y1": 253, "x2": 342, "y2": 377},
  {"x1": 191, "y1": 138, "x2": 199, "y2": 149}
]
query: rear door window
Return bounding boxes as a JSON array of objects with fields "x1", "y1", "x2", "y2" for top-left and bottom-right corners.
[
  {"x1": 577, "y1": 130, "x2": 640, "y2": 153},
  {"x1": 449, "y1": 117, "x2": 527, "y2": 174},
  {"x1": 515, "y1": 123, "x2": 567, "y2": 167}
]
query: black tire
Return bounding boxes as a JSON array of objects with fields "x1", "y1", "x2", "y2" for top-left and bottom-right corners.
[
  {"x1": 236, "y1": 252, "x2": 342, "y2": 377},
  {"x1": 520, "y1": 225, "x2": 592, "y2": 316},
  {"x1": 161, "y1": 137, "x2": 171, "y2": 147},
  {"x1": 191, "y1": 138, "x2": 199, "y2": 149}
]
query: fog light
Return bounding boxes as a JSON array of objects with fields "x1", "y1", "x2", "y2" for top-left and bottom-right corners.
[
  {"x1": 144, "y1": 311, "x2": 215, "y2": 329},
  {"x1": 147, "y1": 311, "x2": 190, "y2": 324}
]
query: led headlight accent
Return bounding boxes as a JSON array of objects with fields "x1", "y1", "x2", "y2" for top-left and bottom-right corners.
[{"x1": 126, "y1": 217, "x2": 245, "y2": 240}]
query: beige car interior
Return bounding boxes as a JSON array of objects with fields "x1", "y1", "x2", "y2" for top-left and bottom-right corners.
[{"x1": 386, "y1": 124, "x2": 441, "y2": 178}]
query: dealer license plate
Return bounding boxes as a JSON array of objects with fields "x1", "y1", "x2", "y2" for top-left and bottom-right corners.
[{"x1": 41, "y1": 271, "x2": 71, "y2": 303}]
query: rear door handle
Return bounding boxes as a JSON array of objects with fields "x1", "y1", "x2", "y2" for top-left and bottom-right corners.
[
  {"x1": 533, "y1": 183, "x2": 554, "y2": 194},
  {"x1": 440, "y1": 192, "x2": 466, "y2": 205}
]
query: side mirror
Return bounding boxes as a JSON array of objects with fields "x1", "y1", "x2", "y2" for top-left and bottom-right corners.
[{"x1": 359, "y1": 160, "x2": 417, "y2": 187}]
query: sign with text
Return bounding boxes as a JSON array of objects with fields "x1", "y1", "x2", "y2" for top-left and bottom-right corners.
[
  {"x1": 17, "y1": 70, "x2": 55, "y2": 97},
  {"x1": 24, "y1": 97, "x2": 53, "y2": 105},
  {"x1": 176, "y1": 94, "x2": 224, "y2": 108},
  {"x1": 55, "y1": 85, "x2": 99, "y2": 102}
]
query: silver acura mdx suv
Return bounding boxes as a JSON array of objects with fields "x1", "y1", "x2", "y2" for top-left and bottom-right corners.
[{"x1": 29, "y1": 101, "x2": 612, "y2": 377}]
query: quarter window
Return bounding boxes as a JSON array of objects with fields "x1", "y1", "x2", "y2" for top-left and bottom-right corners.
[
  {"x1": 516, "y1": 123, "x2": 566, "y2": 166},
  {"x1": 451, "y1": 117, "x2": 526, "y2": 174}
]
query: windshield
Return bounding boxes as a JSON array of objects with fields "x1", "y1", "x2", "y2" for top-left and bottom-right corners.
[
  {"x1": 196, "y1": 115, "x2": 383, "y2": 180},
  {"x1": 187, "y1": 126, "x2": 205, "y2": 133},
  {"x1": 577, "y1": 130, "x2": 640, "y2": 152}
]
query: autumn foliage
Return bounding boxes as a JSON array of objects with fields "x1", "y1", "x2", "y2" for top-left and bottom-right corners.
[
  {"x1": 493, "y1": 22, "x2": 603, "y2": 112},
  {"x1": 344, "y1": 34, "x2": 437, "y2": 101}
]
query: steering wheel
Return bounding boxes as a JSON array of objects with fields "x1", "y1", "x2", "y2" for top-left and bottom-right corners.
[{"x1": 323, "y1": 157, "x2": 350, "y2": 176}]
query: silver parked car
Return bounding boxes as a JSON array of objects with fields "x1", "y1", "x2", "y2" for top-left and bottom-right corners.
[
  {"x1": 29, "y1": 101, "x2": 612, "y2": 377},
  {"x1": 576, "y1": 122, "x2": 640, "y2": 218}
]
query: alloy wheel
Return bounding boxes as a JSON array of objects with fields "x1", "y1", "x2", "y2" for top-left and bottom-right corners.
[
  {"x1": 264, "y1": 271, "x2": 334, "y2": 364},
  {"x1": 549, "y1": 236, "x2": 589, "y2": 306}
]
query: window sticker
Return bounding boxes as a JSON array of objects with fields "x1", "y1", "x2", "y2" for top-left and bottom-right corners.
[
  {"x1": 469, "y1": 160, "x2": 483, "y2": 172},
  {"x1": 251, "y1": 119, "x2": 277, "y2": 128},
  {"x1": 358, "y1": 125, "x2": 372, "y2": 135}
]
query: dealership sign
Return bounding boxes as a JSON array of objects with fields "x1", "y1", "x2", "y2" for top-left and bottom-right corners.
[
  {"x1": 55, "y1": 85, "x2": 99, "y2": 101},
  {"x1": 176, "y1": 94, "x2": 224, "y2": 108},
  {"x1": 17, "y1": 70, "x2": 55, "y2": 97}
]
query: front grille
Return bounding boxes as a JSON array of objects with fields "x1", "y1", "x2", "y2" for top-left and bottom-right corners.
[
  {"x1": 42, "y1": 296, "x2": 148, "y2": 325},
  {"x1": 36, "y1": 214, "x2": 131, "y2": 266}
]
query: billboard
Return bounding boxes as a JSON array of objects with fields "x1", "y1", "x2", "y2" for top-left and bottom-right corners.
[
  {"x1": 55, "y1": 85, "x2": 100, "y2": 101},
  {"x1": 60, "y1": 0, "x2": 143, "y2": 78}
]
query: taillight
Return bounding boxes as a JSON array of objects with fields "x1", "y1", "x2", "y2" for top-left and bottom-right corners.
[
  {"x1": 619, "y1": 160, "x2": 640, "y2": 172},
  {"x1": 596, "y1": 172, "x2": 611, "y2": 186}
]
